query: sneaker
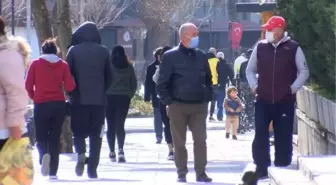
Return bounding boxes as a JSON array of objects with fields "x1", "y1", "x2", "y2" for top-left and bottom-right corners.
[
  {"x1": 41, "y1": 153, "x2": 51, "y2": 176},
  {"x1": 156, "y1": 137, "x2": 162, "y2": 144},
  {"x1": 167, "y1": 152, "x2": 174, "y2": 161},
  {"x1": 118, "y1": 149, "x2": 126, "y2": 163},
  {"x1": 196, "y1": 172, "x2": 212, "y2": 182},
  {"x1": 232, "y1": 135, "x2": 238, "y2": 140},
  {"x1": 75, "y1": 154, "x2": 86, "y2": 177},
  {"x1": 256, "y1": 167, "x2": 268, "y2": 180},
  {"x1": 209, "y1": 117, "x2": 215, "y2": 121},
  {"x1": 225, "y1": 133, "x2": 230, "y2": 139},
  {"x1": 177, "y1": 174, "x2": 187, "y2": 182},
  {"x1": 49, "y1": 176, "x2": 58, "y2": 180},
  {"x1": 109, "y1": 151, "x2": 117, "y2": 162}
]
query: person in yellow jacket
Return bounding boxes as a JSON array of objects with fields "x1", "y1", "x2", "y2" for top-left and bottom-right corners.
[{"x1": 206, "y1": 47, "x2": 219, "y2": 121}]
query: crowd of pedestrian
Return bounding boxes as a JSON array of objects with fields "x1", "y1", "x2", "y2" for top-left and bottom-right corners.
[{"x1": 0, "y1": 15, "x2": 310, "y2": 184}]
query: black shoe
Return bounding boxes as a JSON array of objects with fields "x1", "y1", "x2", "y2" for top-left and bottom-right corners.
[
  {"x1": 87, "y1": 170, "x2": 98, "y2": 179},
  {"x1": 217, "y1": 118, "x2": 223, "y2": 121},
  {"x1": 196, "y1": 172, "x2": 212, "y2": 182},
  {"x1": 256, "y1": 167, "x2": 268, "y2": 180},
  {"x1": 274, "y1": 161, "x2": 291, "y2": 167},
  {"x1": 167, "y1": 152, "x2": 174, "y2": 161},
  {"x1": 85, "y1": 157, "x2": 89, "y2": 164},
  {"x1": 226, "y1": 133, "x2": 230, "y2": 139},
  {"x1": 109, "y1": 151, "x2": 116, "y2": 162},
  {"x1": 241, "y1": 171, "x2": 258, "y2": 185},
  {"x1": 232, "y1": 135, "x2": 238, "y2": 140},
  {"x1": 156, "y1": 137, "x2": 162, "y2": 144},
  {"x1": 209, "y1": 117, "x2": 215, "y2": 121},
  {"x1": 118, "y1": 149, "x2": 126, "y2": 163},
  {"x1": 177, "y1": 174, "x2": 187, "y2": 182}
]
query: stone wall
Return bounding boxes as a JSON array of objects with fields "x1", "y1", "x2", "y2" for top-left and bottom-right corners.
[{"x1": 296, "y1": 86, "x2": 336, "y2": 155}]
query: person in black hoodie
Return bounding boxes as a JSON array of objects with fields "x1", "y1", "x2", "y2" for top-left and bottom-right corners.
[
  {"x1": 144, "y1": 47, "x2": 163, "y2": 144},
  {"x1": 65, "y1": 22, "x2": 111, "y2": 178},
  {"x1": 106, "y1": 45, "x2": 137, "y2": 163},
  {"x1": 216, "y1": 52, "x2": 234, "y2": 121}
]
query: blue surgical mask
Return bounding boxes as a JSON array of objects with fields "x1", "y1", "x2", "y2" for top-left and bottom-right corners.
[{"x1": 189, "y1": 36, "x2": 199, "y2": 48}]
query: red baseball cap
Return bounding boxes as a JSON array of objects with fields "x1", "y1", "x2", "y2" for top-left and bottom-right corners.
[{"x1": 261, "y1": 16, "x2": 286, "y2": 30}]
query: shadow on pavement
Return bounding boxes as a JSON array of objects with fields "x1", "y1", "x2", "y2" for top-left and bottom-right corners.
[
  {"x1": 186, "y1": 183, "x2": 235, "y2": 185},
  {"x1": 130, "y1": 160, "x2": 248, "y2": 174},
  {"x1": 51, "y1": 178, "x2": 141, "y2": 183}
]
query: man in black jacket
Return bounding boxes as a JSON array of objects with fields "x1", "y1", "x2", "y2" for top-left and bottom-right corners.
[
  {"x1": 157, "y1": 22, "x2": 212, "y2": 183},
  {"x1": 144, "y1": 47, "x2": 163, "y2": 144},
  {"x1": 216, "y1": 52, "x2": 234, "y2": 121},
  {"x1": 66, "y1": 22, "x2": 111, "y2": 178}
]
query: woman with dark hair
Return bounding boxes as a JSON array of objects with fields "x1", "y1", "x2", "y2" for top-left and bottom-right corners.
[
  {"x1": 25, "y1": 38, "x2": 75, "y2": 179},
  {"x1": 106, "y1": 45, "x2": 137, "y2": 162},
  {"x1": 153, "y1": 46, "x2": 174, "y2": 160}
]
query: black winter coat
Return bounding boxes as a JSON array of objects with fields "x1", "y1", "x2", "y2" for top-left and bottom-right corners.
[
  {"x1": 66, "y1": 22, "x2": 111, "y2": 105},
  {"x1": 144, "y1": 60, "x2": 160, "y2": 107}
]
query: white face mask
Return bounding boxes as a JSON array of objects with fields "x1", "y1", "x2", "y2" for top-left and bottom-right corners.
[{"x1": 265, "y1": 31, "x2": 275, "y2": 43}]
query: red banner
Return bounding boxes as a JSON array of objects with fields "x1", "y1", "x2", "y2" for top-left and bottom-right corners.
[{"x1": 230, "y1": 22, "x2": 243, "y2": 50}]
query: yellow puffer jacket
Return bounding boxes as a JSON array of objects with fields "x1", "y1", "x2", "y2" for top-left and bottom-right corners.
[
  {"x1": 208, "y1": 57, "x2": 219, "y2": 85},
  {"x1": 0, "y1": 138, "x2": 34, "y2": 185}
]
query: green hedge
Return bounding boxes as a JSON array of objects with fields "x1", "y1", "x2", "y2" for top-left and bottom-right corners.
[
  {"x1": 277, "y1": 0, "x2": 335, "y2": 100},
  {"x1": 128, "y1": 92, "x2": 153, "y2": 117}
]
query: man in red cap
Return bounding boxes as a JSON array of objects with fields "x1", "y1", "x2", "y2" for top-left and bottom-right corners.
[{"x1": 246, "y1": 16, "x2": 309, "y2": 179}]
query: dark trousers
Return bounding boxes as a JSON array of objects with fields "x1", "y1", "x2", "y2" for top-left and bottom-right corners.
[
  {"x1": 209, "y1": 85, "x2": 217, "y2": 117},
  {"x1": 71, "y1": 104, "x2": 105, "y2": 172},
  {"x1": 159, "y1": 101, "x2": 172, "y2": 144},
  {"x1": 168, "y1": 102, "x2": 208, "y2": 176},
  {"x1": 34, "y1": 101, "x2": 66, "y2": 176},
  {"x1": 252, "y1": 100, "x2": 295, "y2": 170},
  {"x1": 106, "y1": 95, "x2": 130, "y2": 151},
  {"x1": 153, "y1": 107, "x2": 163, "y2": 139}
]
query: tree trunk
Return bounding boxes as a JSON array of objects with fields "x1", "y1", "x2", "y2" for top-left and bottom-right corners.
[
  {"x1": 31, "y1": 0, "x2": 53, "y2": 48},
  {"x1": 144, "y1": 21, "x2": 169, "y2": 61},
  {"x1": 55, "y1": 0, "x2": 74, "y2": 153},
  {"x1": 56, "y1": 0, "x2": 73, "y2": 59}
]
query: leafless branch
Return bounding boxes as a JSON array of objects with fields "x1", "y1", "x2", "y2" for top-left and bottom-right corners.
[
  {"x1": 1, "y1": 0, "x2": 27, "y2": 32},
  {"x1": 138, "y1": 0, "x2": 214, "y2": 31},
  {"x1": 70, "y1": 0, "x2": 133, "y2": 29}
]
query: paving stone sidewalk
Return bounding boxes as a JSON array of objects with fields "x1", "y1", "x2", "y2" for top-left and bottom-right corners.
[{"x1": 31, "y1": 118, "x2": 258, "y2": 185}]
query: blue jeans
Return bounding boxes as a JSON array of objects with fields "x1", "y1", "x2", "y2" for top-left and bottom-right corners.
[
  {"x1": 216, "y1": 88, "x2": 226, "y2": 120},
  {"x1": 153, "y1": 107, "x2": 163, "y2": 139}
]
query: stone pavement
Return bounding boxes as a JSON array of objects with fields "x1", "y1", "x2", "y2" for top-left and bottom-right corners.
[{"x1": 31, "y1": 118, "x2": 258, "y2": 185}]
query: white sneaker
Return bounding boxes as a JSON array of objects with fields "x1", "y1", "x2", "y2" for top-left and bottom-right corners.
[{"x1": 41, "y1": 154, "x2": 51, "y2": 176}]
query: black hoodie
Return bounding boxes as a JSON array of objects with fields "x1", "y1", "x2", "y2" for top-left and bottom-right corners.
[{"x1": 66, "y1": 22, "x2": 111, "y2": 105}]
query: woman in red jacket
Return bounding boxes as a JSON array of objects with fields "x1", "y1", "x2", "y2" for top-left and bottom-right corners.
[{"x1": 25, "y1": 38, "x2": 75, "y2": 180}]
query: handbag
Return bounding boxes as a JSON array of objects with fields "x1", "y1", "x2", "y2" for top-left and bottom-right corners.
[
  {"x1": 0, "y1": 137, "x2": 34, "y2": 185},
  {"x1": 47, "y1": 65, "x2": 71, "y2": 116}
]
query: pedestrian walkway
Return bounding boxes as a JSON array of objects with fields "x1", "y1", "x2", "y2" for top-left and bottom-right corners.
[{"x1": 31, "y1": 118, "x2": 263, "y2": 184}]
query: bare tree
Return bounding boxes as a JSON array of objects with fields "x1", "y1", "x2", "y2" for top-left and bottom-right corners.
[
  {"x1": 136, "y1": 0, "x2": 213, "y2": 60},
  {"x1": 71, "y1": 0, "x2": 133, "y2": 28},
  {"x1": 31, "y1": 0, "x2": 53, "y2": 48},
  {"x1": 170, "y1": 0, "x2": 214, "y2": 29},
  {"x1": 1, "y1": 0, "x2": 27, "y2": 32}
]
